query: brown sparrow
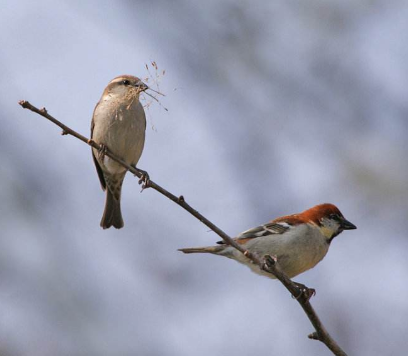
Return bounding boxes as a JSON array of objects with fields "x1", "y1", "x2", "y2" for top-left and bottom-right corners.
[{"x1": 91, "y1": 75, "x2": 148, "y2": 229}]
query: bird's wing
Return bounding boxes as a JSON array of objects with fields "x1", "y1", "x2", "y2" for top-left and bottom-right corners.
[
  {"x1": 216, "y1": 221, "x2": 290, "y2": 245},
  {"x1": 91, "y1": 104, "x2": 106, "y2": 191}
]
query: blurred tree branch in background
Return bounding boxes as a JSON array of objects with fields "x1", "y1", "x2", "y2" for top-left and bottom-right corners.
[{"x1": 19, "y1": 100, "x2": 348, "y2": 356}]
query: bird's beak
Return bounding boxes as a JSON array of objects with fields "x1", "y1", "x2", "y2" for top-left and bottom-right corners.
[
  {"x1": 136, "y1": 81, "x2": 149, "y2": 92},
  {"x1": 341, "y1": 218, "x2": 357, "y2": 230}
]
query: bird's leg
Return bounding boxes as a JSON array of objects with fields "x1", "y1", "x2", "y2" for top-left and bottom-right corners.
[
  {"x1": 262, "y1": 254, "x2": 278, "y2": 269},
  {"x1": 262, "y1": 255, "x2": 315, "y2": 301},
  {"x1": 97, "y1": 143, "x2": 108, "y2": 161},
  {"x1": 132, "y1": 165, "x2": 150, "y2": 190},
  {"x1": 292, "y1": 282, "x2": 316, "y2": 301}
]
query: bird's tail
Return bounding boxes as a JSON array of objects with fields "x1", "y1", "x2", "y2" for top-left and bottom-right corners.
[
  {"x1": 178, "y1": 245, "x2": 225, "y2": 254},
  {"x1": 101, "y1": 189, "x2": 124, "y2": 229}
]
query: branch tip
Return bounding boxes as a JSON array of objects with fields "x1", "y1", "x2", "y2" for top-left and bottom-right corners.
[
  {"x1": 308, "y1": 332, "x2": 320, "y2": 340},
  {"x1": 19, "y1": 100, "x2": 29, "y2": 108}
]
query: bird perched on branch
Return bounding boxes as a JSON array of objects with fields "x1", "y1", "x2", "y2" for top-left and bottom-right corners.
[
  {"x1": 179, "y1": 204, "x2": 356, "y2": 278},
  {"x1": 91, "y1": 75, "x2": 148, "y2": 229}
]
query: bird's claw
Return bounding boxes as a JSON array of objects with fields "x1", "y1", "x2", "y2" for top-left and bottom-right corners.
[
  {"x1": 98, "y1": 144, "x2": 108, "y2": 161},
  {"x1": 139, "y1": 173, "x2": 150, "y2": 191},
  {"x1": 292, "y1": 282, "x2": 316, "y2": 301},
  {"x1": 262, "y1": 254, "x2": 278, "y2": 270},
  {"x1": 133, "y1": 166, "x2": 150, "y2": 191}
]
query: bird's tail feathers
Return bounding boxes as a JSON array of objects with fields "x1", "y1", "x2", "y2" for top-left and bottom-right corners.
[
  {"x1": 101, "y1": 189, "x2": 124, "y2": 229},
  {"x1": 178, "y1": 245, "x2": 225, "y2": 254}
]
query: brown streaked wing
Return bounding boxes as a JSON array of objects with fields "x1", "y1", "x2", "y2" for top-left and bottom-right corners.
[
  {"x1": 91, "y1": 104, "x2": 106, "y2": 191},
  {"x1": 216, "y1": 222, "x2": 290, "y2": 245}
]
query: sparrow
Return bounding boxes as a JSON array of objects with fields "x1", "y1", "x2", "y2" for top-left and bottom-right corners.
[
  {"x1": 179, "y1": 203, "x2": 357, "y2": 279},
  {"x1": 91, "y1": 75, "x2": 148, "y2": 229}
]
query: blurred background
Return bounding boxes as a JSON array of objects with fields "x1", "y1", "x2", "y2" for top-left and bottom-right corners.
[{"x1": 1, "y1": 1, "x2": 407, "y2": 355}]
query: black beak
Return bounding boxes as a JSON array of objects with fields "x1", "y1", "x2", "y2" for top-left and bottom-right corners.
[{"x1": 341, "y1": 218, "x2": 357, "y2": 230}]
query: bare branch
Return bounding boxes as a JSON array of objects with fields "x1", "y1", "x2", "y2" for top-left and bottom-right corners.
[{"x1": 18, "y1": 100, "x2": 348, "y2": 356}]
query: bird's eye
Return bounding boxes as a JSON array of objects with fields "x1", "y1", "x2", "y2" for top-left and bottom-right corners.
[
  {"x1": 122, "y1": 80, "x2": 130, "y2": 85},
  {"x1": 329, "y1": 214, "x2": 339, "y2": 220}
]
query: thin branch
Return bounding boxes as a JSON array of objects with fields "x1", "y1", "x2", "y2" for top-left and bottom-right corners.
[{"x1": 18, "y1": 100, "x2": 348, "y2": 356}]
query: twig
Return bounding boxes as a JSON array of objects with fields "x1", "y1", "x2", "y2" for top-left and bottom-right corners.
[
  {"x1": 18, "y1": 100, "x2": 348, "y2": 356},
  {"x1": 147, "y1": 87, "x2": 165, "y2": 97},
  {"x1": 142, "y1": 91, "x2": 168, "y2": 111}
]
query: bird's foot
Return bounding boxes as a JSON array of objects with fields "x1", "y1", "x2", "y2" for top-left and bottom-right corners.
[
  {"x1": 133, "y1": 166, "x2": 150, "y2": 191},
  {"x1": 97, "y1": 144, "x2": 108, "y2": 161},
  {"x1": 262, "y1": 254, "x2": 278, "y2": 270},
  {"x1": 292, "y1": 282, "x2": 316, "y2": 301}
]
